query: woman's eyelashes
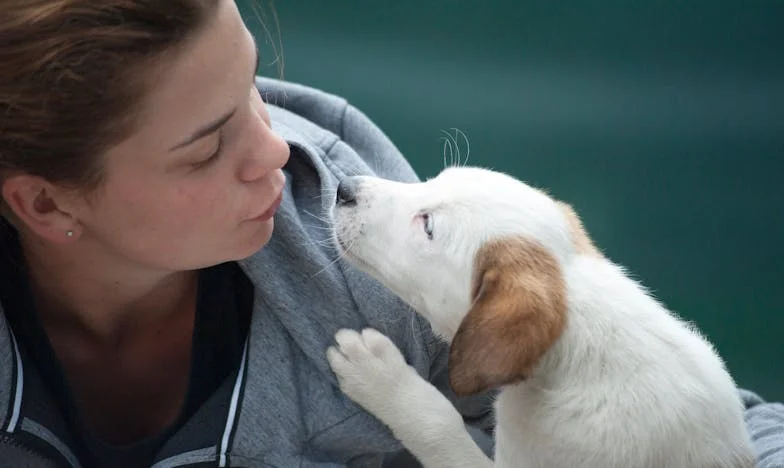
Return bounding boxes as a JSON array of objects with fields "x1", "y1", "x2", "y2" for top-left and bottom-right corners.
[{"x1": 192, "y1": 133, "x2": 224, "y2": 169}]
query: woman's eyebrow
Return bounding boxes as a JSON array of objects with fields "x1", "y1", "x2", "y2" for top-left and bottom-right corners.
[{"x1": 169, "y1": 108, "x2": 237, "y2": 152}]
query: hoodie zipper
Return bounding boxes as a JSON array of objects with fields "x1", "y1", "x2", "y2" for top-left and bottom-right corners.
[{"x1": 0, "y1": 431, "x2": 65, "y2": 467}]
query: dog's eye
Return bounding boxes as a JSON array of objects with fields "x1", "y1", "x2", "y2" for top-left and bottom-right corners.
[{"x1": 422, "y1": 213, "x2": 434, "y2": 240}]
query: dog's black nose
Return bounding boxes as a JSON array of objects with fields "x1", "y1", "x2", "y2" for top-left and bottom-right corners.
[{"x1": 336, "y1": 177, "x2": 359, "y2": 206}]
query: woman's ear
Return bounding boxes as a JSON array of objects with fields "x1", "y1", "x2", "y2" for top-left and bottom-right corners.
[
  {"x1": 448, "y1": 236, "x2": 568, "y2": 396},
  {"x1": 2, "y1": 174, "x2": 81, "y2": 243}
]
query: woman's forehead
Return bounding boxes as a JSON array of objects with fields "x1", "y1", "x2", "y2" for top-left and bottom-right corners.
[{"x1": 129, "y1": 1, "x2": 256, "y2": 149}]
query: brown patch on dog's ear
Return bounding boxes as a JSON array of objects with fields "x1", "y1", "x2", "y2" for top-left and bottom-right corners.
[
  {"x1": 448, "y1": 236, "x2": 568, "y2": 396},
  {"x1": 555, "y1": 201, "x2": 602, "y2": 258}
]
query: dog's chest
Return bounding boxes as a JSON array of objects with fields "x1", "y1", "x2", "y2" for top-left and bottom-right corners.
[
  {"x1": 493, "y1": 384, "x2": 603, "y2": 468},
  {"x1": 493, "y1": 385, "x2": 557, "y2": 464}
]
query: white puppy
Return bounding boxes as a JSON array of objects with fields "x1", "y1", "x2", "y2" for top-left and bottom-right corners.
[{"x1": 326, "y1": 167, "x2": 755, "y2": 468}]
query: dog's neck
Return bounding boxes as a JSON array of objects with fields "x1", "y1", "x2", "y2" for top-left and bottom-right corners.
[{"x1": 416, "y1": 300, "x2": 468, "y2": 344}]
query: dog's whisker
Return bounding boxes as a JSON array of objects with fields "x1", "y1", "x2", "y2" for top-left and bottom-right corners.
[
  {"x1": 310, "y1": 235, "x2": 358, "y2": 278},
  {"x1": 300, "y1": 218, "x2": 334, "y2": 229},
  {"x1": 278, "y1": 210, "x2": 329, "y2": 226},
  {"x1": 441, "y1": 136, "x2": 455, "y2": 169},
  {"x1": 439, "y1": 132, "x2": 448, "y2": 168},
  {"x1": 441, "y1": 129, "x2": 461, "y2": 168},
  {"x1": 449, "y1": 136, "x2": 457, "y2": 168},
  {"x1": 306, "y1": 233, "x2": 337, "y2": 244},
  {"x1": 310, "y1": 253, "x2": 343, "y2": 278},
  {"x1": 277, "y1": 212, "x2": 335, "y2": 235},
  {"x1": 451, "y1": 127, "x2": 470, "y2": 167},
  {"x1": 302, "y1": 209, "x2": 332, "y2": 224},
  {"x1": 442, "y1": 136, "x2": 449, "y2": 170},
  {"x1": 295, "y1": 237, "x2": 335, "y2": 248},
  {"x1": 312, "y1": 192, "x2": 335, "y2": 201},
  {"x1": 302, "y1": 224, "x2": 335, "y2": 232},
  {"x1": 451, "y1": 130, "x2": 461, "y2": 167},
  {"x1": 313, "y1": 187, "x2": 341, "y2": 203}
]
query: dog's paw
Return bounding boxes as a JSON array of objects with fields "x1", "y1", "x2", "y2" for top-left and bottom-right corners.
[{"x1": 327, "y1": 328, "x2": 415, "y2": 411}]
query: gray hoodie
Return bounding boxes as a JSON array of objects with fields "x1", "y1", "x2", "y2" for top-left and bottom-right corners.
[{"x1": 0, "y1": 77, "x2": 781, "y2": 467}]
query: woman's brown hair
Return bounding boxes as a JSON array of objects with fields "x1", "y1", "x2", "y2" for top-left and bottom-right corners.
[{"x1": 0, "y1": 0, "x2": 219, "y2": 200}]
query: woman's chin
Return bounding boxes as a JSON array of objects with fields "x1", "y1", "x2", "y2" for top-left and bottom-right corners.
[{"x1": 235, "y1": 217, "x2": 276, "y2": 259}]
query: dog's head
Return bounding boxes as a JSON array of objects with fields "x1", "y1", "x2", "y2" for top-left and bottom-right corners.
[{"x1": 331, "y1": 167, "x2": 600, "y2": 396}]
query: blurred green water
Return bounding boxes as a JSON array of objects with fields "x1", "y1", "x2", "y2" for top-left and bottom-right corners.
[{"x1": 239, "y1": 1, "x2": 783, "y2": 400}]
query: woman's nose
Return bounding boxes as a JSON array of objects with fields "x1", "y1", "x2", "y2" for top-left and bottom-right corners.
[{"x1": 238, "y1": 126, "x2": 290, "y2": 183}]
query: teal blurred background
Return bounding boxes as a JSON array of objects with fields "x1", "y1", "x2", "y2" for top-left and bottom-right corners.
[{"x1": 238, "y1": 1, "x2": 783, "y2": 400}]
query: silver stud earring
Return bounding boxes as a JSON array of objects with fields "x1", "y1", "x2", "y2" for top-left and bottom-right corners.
[{"x1": 66, "y1": 230, "x2": 74, "y2": 237}]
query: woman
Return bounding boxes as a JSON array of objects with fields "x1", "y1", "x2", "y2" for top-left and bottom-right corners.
[{"x1": 0, "y1": 1, "x2": 780, "y2": 467}]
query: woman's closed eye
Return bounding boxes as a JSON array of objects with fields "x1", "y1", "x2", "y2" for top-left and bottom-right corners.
[{"x1": 191, "y1": 132, "x2": 224, "y2": 169}]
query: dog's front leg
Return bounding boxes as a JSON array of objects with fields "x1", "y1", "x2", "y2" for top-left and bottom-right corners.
[{"x1": 327, "y1": 328, "x2": 493, "y2": 468}]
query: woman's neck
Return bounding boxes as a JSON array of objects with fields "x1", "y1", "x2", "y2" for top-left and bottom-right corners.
[{"x1": 19, "y1": 230, "x2": 198, "y2": 344}]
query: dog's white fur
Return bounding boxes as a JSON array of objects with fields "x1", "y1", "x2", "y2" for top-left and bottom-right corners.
[{"x1": 326, "y1": 167, "x2": 754, "y2": 468}]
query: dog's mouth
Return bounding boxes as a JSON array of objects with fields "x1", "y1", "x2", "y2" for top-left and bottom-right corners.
[
  {"x1": 333, "y1": 227, "x2": 360, "y2": 262},
  {"x1": 332, "y1": 220, "x2": 356, "y2": 254},
  {"x1": 334, "y1": 231, "x2": 349, "y2": 252}
]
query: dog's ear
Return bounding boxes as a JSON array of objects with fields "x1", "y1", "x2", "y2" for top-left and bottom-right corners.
[{"x1": 448, "y1": 236, "x2": 568, "y2": 396}]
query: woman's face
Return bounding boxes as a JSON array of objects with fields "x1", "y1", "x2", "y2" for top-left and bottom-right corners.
[{"x1": 71, "y1": 0, "x2": 290, "y2": 272}]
